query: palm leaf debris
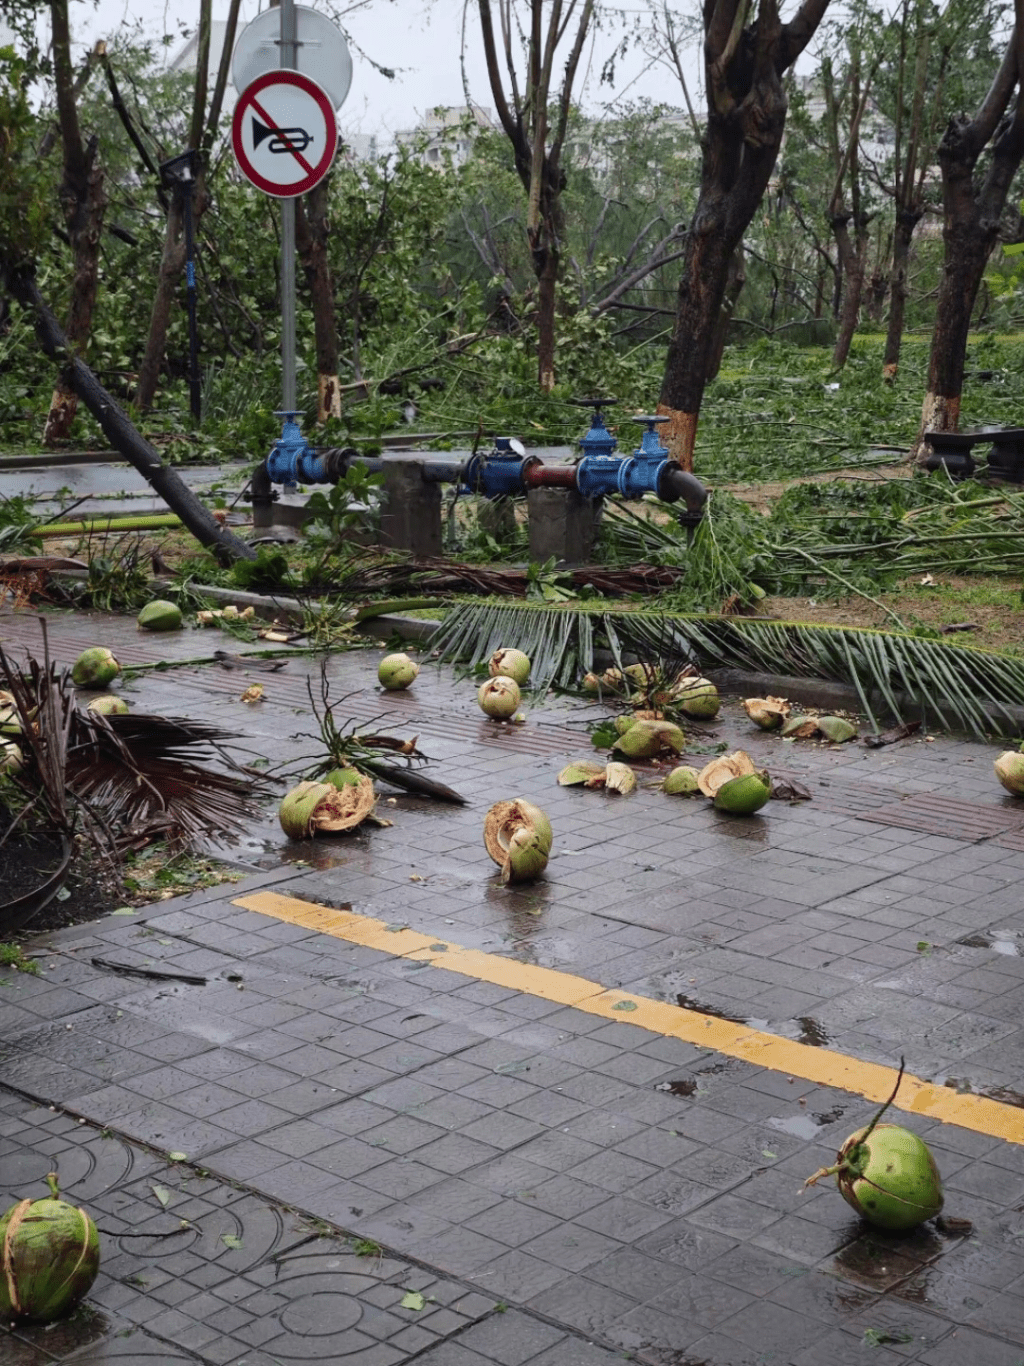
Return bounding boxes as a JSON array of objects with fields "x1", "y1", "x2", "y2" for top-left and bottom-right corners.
[{"x1": 430, "y1": 599, "x2": 1024, "y2": 736}]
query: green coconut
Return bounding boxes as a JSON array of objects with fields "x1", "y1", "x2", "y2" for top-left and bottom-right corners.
[
  {"x1": 781, "y1": 714, "x2": 821, "y2": 739},
  {"x1": 713, "y1": 770, "x2": 772, "y2": 815},
  {"x1": 614, "y1": 714, "x2": 639, "y2": 736},
  {"x1": 489, "y1": 648, "x2": 531, "y2": 686},
  {"x1": 832, "y1": 1124, "x2": 944, "y2": 1230},
  {"x1": 676, "y1": 678, "x2": 721, "y2": 719},
  {"x1": 663, "y1": 765, "x2": 701, "y2": 795},
  {"x1": 614, "y1": 719, "x2": 685, "y2": 759},
  {"x1": 378, "y1": 652, "x2": 419, "y2": 690},
  {"x1": 478, "y1": 675, "x2": 521, "y2": 719},
  {"x1": 581, "y1": 672, "x2": 601, "y2": 694},
  {"x1": 137, "y1": 599, "x2": 183, "y2": 632},
  {"x1": 87, "y1": 696, "x2": 129, "y2": 716},
  {"x1": 995, "y1": 751, "x2": 1024, "y2": 795},
  {"x1": 0, "y1": 1174, "x2": 100, "y2": 1322},
  {"x1": 70, "y1": 648, "x2": 120, "y2": 690},
  {"x1": 483, "y1": 799, "x2": 552, "y2": 883}
]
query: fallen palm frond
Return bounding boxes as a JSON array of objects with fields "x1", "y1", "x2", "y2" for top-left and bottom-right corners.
[
  {"x1": 0, "y1": 628, "x2": 270, "y2": 857},
  {"x1": 431, "y1": 599, "x2": 1024, "y2": 736},
  {"x1": 66, "y1": 713, "x2": 268, "y2": 852}
]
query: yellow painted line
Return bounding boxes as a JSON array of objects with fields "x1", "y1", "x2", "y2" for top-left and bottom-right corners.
[{"x1": 236, "y1": 890, "x2": 1024, "y2": 1145}]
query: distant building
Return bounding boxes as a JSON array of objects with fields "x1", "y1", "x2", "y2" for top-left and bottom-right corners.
[{"x1": 394, "y1": 104, "x2": 494, "y2": 167}]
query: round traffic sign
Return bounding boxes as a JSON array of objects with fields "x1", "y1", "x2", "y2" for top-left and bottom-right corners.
[
  {"x1": 231, "y1": 70, "x2": 338, "y2": 198},
  {"x1": 232, "y1": 5, "x2": 352, "y2": 111}
]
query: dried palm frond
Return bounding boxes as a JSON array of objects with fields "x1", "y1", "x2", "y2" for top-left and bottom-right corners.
[
  {"x1": 431, "y1": 599, "x2": 1024, "y2": 737},
  {"x1": 66, "y1": 712, "x2": 268, "y2": 852}
]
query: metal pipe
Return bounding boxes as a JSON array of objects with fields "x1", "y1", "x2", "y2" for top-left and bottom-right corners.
[
  {"x1": 658, "y1": 464, "x2": 709, "y2": 519},
  {"x1": 523, "y1": 463, "x2": 578, "y2": 489}
]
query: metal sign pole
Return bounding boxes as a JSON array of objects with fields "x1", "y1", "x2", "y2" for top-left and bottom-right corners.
[{"x1": 279, "y1": 0, "x2": 298, "y2": 414}]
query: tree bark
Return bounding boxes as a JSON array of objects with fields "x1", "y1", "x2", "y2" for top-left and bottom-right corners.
[
  {"x1": 917, "y1": 14, "x2": 1024, "y2": 456},
  {"x1": 658, "y1": 0, "x2": 832, "y2": 469},
  {"x1": 882, "y1": 207, "x2": 921, "y2": 379},
  {"x1": 7, "y1": 268, "x2": 255, "y2": 564},
  {"x1": 43, "y1": 5, "x2": 106, "y2": 444},
  {"x1": 135, "y1": 195, "x2": 188, "y2": 410},
  {"x1": 295, "y1": 180, "x2": 340, "y2": 421},
  {"x1": 705, "y1": 244, "x2": 746, "y2": 382},
  {"x1": 831, "y1": 212, "x2": 868, "y2": 368}
]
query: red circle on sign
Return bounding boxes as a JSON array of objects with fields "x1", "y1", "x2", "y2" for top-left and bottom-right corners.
[{"x1": 232, "y1": 69, "x2": 338, "y2": 198}]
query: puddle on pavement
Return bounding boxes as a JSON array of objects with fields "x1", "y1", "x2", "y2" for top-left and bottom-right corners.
[
  {"x1": 276, "y1": 843, "x2": 350, "y2": 871},
  {"x1": 673, "y1": 995, "x2": 832, "y2": 1049},
  {"x1": 767, "y1": 1104, "x2": 846, "y2": 1140},
  {"x1": 956, "y1": 930, "x2": 1021, "y2": 955},
  {"x1": 941, "y1": 1077, "x2": 1024, "y2": 1108}
]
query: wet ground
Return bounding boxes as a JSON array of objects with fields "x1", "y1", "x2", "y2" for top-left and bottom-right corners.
[{"x1": 3, "y1": 607, "x2": 1024, "y2": 1364}]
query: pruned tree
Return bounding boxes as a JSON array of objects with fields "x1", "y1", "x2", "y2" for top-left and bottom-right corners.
[
  {"x1": 657, "y1": 0, "x2": 832, "y2": 469},
  {"x1": 474, "y1": 0, "x2": 596, "y2": 391},
  {"x1": 918, "y1": 0, "x2": 1024, "y2": 448}
]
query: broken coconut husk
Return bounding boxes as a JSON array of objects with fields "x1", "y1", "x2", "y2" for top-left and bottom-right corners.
[
  {"x1": 378, "y1": 652, "x2": 419, "y2": 690},
  {"x1": 279, "y1": 777, "x2": 376, "y2": 839},
  {"x1": 70, "y1": 648, "x2": 119, "y2": 689},
  {"x1": 781, "y1": 714, "x2": 822, "y2": 739},
  {"x1": 581, "y1": 672, "x2": 601, "y2": 694},
  {"x1": 743, "y1": 696, "x2": 790, "y2": 730},
  {"x1": 489, "y1": 648, "x2": 531, "y2": 685},
  {"x1": 137, "y1": 599, "x2": 182, "y2": 632},
  {"x1": 818, "y1": 716, "x2": 858, "y2": 743},
  {"x1": 478, "y1": 675, "x2": 521, "y2": 719},
  {"x1": 483, "y1": 799, "x2": 552, "y2": 884},
  {"x1": 697, "y1": 750, "x2": 757, "y2": 797},
  {"x1": 603, "y1": 762, "x2": 637, "y2": 794},
  {"x1": 713, "y1": 770, "x2": 772, "y2": 815},
  {"x1": 663, "y1": 765, "x2": 701, "y2": 795},
  {"x1": 676, "y1": 678, "x2": 720, "y2": 719},
  {"x1": 0, "y1": 1173, "x2": 100, "y2": 1322},
  {"x1": 87, "y1": 696, "x2": 129, "y2": 716},
  {"x1": 613, "y1": 719, "x2": 685, "y2": 760},
  {"x1": 995, "y1": 751, "x2": 1024, "y2": 795},
  {"x1": 804, "y1": 1060, "x2": 943, "y2": 1230},
  {"x1": 558, "y1": 760, "x2": 607, "y2": 786}
]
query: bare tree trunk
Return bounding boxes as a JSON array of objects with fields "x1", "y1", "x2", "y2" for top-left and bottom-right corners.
[
  {"x1": 535, "y1": 241, "x2": 559, "y2": 393},
  {"x1": 831, "y1": 213, "x2": 868, "y2": 368},
  {"x1": 43, "y1": 5, "x2": 106, "y2": 444},
  {"x1": 706, "y1": 244, "x2": 746, "y2": 382},
  {"x1": 295, "y1": 180, "x2": 340, "y2": 421},
  {"x1": 657, "y1": 0, "x2": 832, "y2": 469},
  {"x1": 882, "y1": 208, "x2": 921, "y2": 379}
]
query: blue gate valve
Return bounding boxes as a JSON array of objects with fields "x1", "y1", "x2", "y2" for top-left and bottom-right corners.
[
  {"x1": 266, "y1": 411, "x2": 330, "y2": 488},
  {"x1": 462, "y1": 436, "x2": 538, "y2": 499},
  {"x1": 616, "y1": 415, "x2": 672, "y2": 500}
]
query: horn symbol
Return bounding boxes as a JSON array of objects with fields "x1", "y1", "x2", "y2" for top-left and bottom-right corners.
[{"x1": 251, "y1": 117, "x2": 312, "y2": 154}]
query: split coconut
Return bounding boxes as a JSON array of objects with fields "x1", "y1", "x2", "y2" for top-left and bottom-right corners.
[
  {"x1": 675, "y1": 677, "x2": 720, "y2": 719},
  {"x1": 483, "y1": 799, "x2": 552, "y2": 884},
  {"x1": 0, "y1": 1174, "x2": 100, "y2": 1322},
  {"x1": 478, "y1": 676, "x2": 521, "y2": 719},
  {"x1": 489, "y1": 648, "x2": 531, "y2": 686},
  {"x1": 279, "y1": 771, "x2": 376, "y2": 838},
  {"x1": 743, "y1": 696, "x2": 790, "y2": 730},
  {"x1": 663, "y1": 765, "x2": 701, "y2": 795},
  {"x1": 696, "y1": 750, "x2": 757, "y2": 797},
  {"x1": 70, "y1": 648, "x2": 120, "y2": 690},
  {"x1": 613, "y1": 719, "x2": 685, "y2": 759},
  {"x1": 378, "y1": 653, "x2": 419, "y2": 690}
]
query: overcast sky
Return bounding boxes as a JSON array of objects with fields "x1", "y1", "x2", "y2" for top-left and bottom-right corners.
[{"x1": 61, "y1": 0, "x2": 707, "y2": 139}]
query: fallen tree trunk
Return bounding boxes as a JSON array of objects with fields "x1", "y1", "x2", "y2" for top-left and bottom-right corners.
[{"x1": 5, "y1": 268, "x2": 256, "y2": 565}]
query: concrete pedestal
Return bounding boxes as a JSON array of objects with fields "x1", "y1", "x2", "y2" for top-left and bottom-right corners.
[
  {"x1": 380, "y1": 459, "x2": 442, "y2": 557},
  {"x1": 527, "y1": 488, "x2": 602, "y2": 566}
]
